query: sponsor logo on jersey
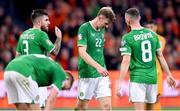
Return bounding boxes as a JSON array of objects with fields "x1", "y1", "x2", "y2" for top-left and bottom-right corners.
[{"x1": 79, "y1": 92, "x2": 84, "y2": 97}]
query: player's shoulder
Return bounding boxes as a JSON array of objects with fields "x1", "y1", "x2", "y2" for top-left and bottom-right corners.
[
  {"x1": 157, "y1": 34, "x2": 165, "y2": 39},
  {"x1": 20, "y1": 28, "x2": 31, "y2": 35},
  {"x1": 35, "y1": 30, "x2": 48, "y2": 39},
  {"x1": 79, "y1": 22, "x2": 90, "y2": 29},
  {"x1": 24, "y1": 28, "x2": 47, "y2": 35},
  {"x1": 122, "y1": 32, "x2": 131, "y2": 40},
  {"x1": 143, "y1": 28, "x2": 157, "y2": 35}
]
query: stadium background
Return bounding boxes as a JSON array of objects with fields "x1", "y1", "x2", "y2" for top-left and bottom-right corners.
[{"x1": 0, "y1": 0, "x2": 180, "y2": 110}]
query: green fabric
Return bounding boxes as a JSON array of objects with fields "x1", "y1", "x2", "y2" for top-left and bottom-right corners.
[
  {"x1": 120, "y1": 28, "x2": 160, "y2": 84},
  {"x1": 77, "y1": 22, "x2": 106, "y2": 78},
  {"x1": 5, "y1": 54, "x2": 66, "y2": 91}
]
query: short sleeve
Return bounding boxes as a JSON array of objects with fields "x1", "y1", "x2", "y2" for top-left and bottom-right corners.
[
  {"x1": 156, "y1": 35, "x2": 161, "y2": 51},
  {"x1": 16, "y1": 39, "x2": 21, "y2": 53},
  {"x1": 39, "y1": 32, "x2": 55, "y2": 53},
  {"x1": 77, "y1": 24, "x2": 87, "y2": 47},
  {"x1": 52, "y1": 64, "x2": 66, "y2": 92},
  {"x1": 120, "y1": 36, "x2": 132, "y2": 55}
]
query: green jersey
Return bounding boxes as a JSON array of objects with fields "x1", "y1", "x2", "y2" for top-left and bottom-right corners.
[
  {"x1": 5, "y1": 54, "x2": 66, "y2": 91},
  {"x1": 16, "y1": 28, "x2": 55, "y2": 55},
  {"x1": 77, "y1": 22, "x2": 106, "y2": 78},
  {"x1": 120, "y1": 28, "x2": 160, "y2": 84}
]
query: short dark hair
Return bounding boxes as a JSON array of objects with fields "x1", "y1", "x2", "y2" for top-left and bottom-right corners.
[
  {"x1": 97, "y1": 7, "x2": 116, "y2": 22},
  {"x1": 125, "y1": 8, "x2": 140, "y2": 18},
  {"x1": 31, "y1": 9, "x2": 48, "y2": 23},
  {"x1": 144, "y1": 20, "x2": 157, "y2": 26}
]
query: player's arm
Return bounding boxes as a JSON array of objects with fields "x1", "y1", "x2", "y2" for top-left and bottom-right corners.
[
  {"x1": 156, "y1": 49, "x2": 176, "y2": 87},
  {"x1": 158, "y1": 35, "x2": 166, "y2": 52},
  {"x1": 44, "y1": 87, "x2": 58, "y2": 110},
  {"x1": 15, "y1": 51, "x2": 21, "y2": 57},
  {"x1": 117, "y1": 35, "x2": 131, "y2": 96},
  {"x1": 117, "y1": 55, "x2": 130, "y2": 96},
  {"x1": 78, "y1": 46, "x2": 109, "y2": 76},
  {"x1": 15, "y1": 39, "x2": 22, "y2": 57},
  {"x1": 40, "y1": 26, "x2": 62, "y2": 56},
  {"x1": 50, "y1": 26, "x2": 62, "y2": 56}
]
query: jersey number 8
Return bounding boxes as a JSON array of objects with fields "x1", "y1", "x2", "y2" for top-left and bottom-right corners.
[{"x1": 141, "y1": 40, "x2": 152, "y2": 62}]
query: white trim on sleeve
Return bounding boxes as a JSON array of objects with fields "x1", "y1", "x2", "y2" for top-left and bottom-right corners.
[
  {"x1": 52, "y1": 84, "x2": 60, "y2": 92},
  {"x1": 121, "y1": 53, "x2": 131, "y2": 56},
  {"x1": 77, "y1": 44, "x2": 87, "y2": 47},
  {"x1": 49, "y1": 45, "x2": 56, "y2": 53}
]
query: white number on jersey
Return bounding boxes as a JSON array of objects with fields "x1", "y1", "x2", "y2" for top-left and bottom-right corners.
[
  {"x1": 141, "y1": 40, "x2": 152, "y2": 62},
  {"x1": 95, "y1": 38, "x2": 102, "y2": 47},
  {"x1": 22, "y1": 40, "x2": 29, "y2": 55}
]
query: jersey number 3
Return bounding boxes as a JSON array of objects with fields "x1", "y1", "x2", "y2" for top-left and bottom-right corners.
[
  {"x1": 141, "y1": 40, "x2": 152, "y2": 62},
  {"x1": 23, "y1": 40, "x2": 29, "y2": 55}
]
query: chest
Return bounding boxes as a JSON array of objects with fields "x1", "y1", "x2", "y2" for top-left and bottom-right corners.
[{"x1": 87, "y1": 31, "x2": 105, "y2": 48}]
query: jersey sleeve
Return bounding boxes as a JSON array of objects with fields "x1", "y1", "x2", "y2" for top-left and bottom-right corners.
[
  {"x1": 39, "y1": 32, "x2": 55, "y2": 53},
  {"x1": 16, "y1": 40, "x2": 21, "y2": 53},
  {"x1": 52, "y1": 64, "x2": 66, "y2": 92},
  {"x1": 156, "y1": 35, "x2": 161, "y2": 51},
  {"x1": 77, "y1": 24, "x2": 87, "y2": 47},
  {"x1": 120, "y1": 35, "x2": 131, "y2": 55},
  {"x1": 158, "y1": 35, "x2": 166, "y2": 51}
]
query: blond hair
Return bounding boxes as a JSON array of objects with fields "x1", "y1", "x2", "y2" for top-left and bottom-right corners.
[{"x1": 97, "y1": 7, "x2": 116, "y2": 22}]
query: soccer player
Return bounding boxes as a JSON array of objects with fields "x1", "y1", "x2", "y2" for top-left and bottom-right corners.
[
  {"x1": 144, "y1": 20, "x2": 166, "y2": 110},
  {"x1": 4, "y1": 54, "x2": 74, "y2": 110},
  {"x1": 76, "y1": 7, "x2": 115, "y2": 110},
  {"x1": 16, "y1": 9, "x2": 62, "y2": 107},
  {"x1": 117, "y1": 8, "x2": 176, "y2": 110},
  {"x1": 16, "y1": 9, "x2": 62, "y2": 56}
]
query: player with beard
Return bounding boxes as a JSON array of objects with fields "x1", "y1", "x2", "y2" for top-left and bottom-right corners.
[{"x1": 16, "y1": 9, "x2": 62, "y2": 108}]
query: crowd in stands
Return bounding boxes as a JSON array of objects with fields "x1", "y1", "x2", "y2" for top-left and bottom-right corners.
[{"x1": 0, "y1": 0, "x2": 179, "y2": 70}]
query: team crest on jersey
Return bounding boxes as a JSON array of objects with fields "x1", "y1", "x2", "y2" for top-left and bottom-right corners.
[
  {"x1": 121, "y1": 40, "x2": 126, "y2": 46},
  {"x1": 78, "y1": 34, "x2": 82, "y2": 40},
  {"x1": 46, "y1": 39, "x2": 53, "y2": 45},
  {"x1": 79, "y1": 92, "x2": 84, "y2": 97}
]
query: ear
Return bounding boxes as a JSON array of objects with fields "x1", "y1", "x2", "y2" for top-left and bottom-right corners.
[
  {"x1": 98, "y1": 15, "x2": 104, "y2": 20},
  {"x1": 36, "y1": 18, "x2": 41, "y2": 26}
]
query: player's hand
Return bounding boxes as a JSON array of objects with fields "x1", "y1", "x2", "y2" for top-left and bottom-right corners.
[
  {"x1": 116, "y1": 83, "x2": 122, "y2": 97},
  {"x1": 96, "y1": 66, "x2": 109, "y2": 77},
  {"x1": 116, "y1": 85, "x2": 121, "y2": 97},
  {"x1": 55, "y1": 26, "x2": 62, "y2": 40},
  {"x1": 167, "y1": 75, "x2": 176, "y2": 88}
]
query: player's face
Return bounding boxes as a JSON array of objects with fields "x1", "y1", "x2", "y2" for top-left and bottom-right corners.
[
  {"x1": 98, "y1": 15, "x2": 110, "y2": 29},
  {"x1": 145, "y1": 24, "x2": 157, "y2": 32},
  {"x1": 61, "y1": 76, "x2": 72, "y2": 90},
  {"x1": 40, "y1": 15, "x2": 50, "y2": 31}
]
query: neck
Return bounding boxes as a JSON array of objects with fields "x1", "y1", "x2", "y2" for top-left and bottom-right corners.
[
  {"x1": 32, "y1": 24, "x2": 41, "y2": 30},
  {"x1": 130, "y1": 22, "x2": 143, "y2": 30},
  {"x1": 91, "y1": 17, "x2": 99, "y2": 30}
]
